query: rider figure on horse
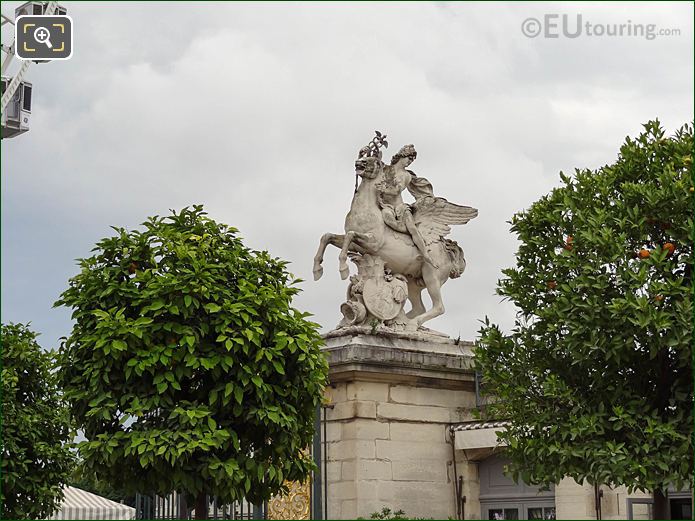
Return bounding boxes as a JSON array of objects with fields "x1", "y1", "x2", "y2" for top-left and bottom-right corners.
[{"x1": 377, "y1": 144, "x2": 438, "y2": 268}]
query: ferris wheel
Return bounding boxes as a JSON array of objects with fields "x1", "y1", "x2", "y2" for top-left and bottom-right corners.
[{"x1": 1, "y1": 1, "x2": 66, "y2": 139}]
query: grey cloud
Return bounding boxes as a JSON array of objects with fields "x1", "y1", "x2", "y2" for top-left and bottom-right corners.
[{"x1": 1, "y1": 1, "x2": 692, "y2": 349}]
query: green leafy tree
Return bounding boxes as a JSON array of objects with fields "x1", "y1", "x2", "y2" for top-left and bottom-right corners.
[
  {"x1": 1, "y1": 323, "x2": 75, "y2": 520},
  {"x1": 56, "y1": 206, "x2": 328, "y2": 519},
  {"x1": 359, "y1": 507, "x2": 432, "y2": 520},
  {"x1": 475, "y1": 121, "x2": 693, "y2": 517}
]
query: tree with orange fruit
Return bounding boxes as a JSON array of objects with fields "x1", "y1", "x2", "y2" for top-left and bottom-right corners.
[{"x1": 476, "y1": 121, "x2": 693, "y2": 519}]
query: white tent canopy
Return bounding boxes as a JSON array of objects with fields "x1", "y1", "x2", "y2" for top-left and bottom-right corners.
[{"x1": 50, "y1": 486, "x2": 135, "y2": 520}]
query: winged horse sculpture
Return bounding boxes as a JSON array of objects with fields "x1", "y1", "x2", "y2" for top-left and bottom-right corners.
[{"x1": 313, "y1": 132, "x2": 478, "y2": 333}]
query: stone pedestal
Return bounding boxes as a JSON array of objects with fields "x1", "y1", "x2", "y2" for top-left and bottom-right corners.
[{"x1": 321, "y1": 333, "x2": 477, "y2": 519}]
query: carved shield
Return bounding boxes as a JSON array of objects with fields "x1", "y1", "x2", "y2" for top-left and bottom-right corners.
[{"x1": 362, "y1": 277, "x2": 408, "y2": 320}]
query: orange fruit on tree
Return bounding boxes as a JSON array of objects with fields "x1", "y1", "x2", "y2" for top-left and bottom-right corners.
[
  {"x1": 547, "y1": 281, "x2": 557, "y2": 290},
  {"x1": 638, "y1": 249, "x2": 650, "y2": 259},
  {"x1": 654, "y1": 294, "x2": 664, "y2": 302},
  {"x1": 663, "y1": 242, "x2": 675, "y2": 256}
]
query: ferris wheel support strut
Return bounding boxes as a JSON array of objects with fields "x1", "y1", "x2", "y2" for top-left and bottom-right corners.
[{"x1": 1, "y1": 1, "x2": 58, "y2": 113}]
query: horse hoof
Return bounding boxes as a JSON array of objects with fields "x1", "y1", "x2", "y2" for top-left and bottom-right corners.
[
  {"x1": 404, "y1": 320, "x2": 419, "y2": 332},
  {"x1": 339, "y1": 267, "x2": 350, "y2": 280},
  {"x1": 313, "y1": 267, "x2": 324, "y2": 281}
]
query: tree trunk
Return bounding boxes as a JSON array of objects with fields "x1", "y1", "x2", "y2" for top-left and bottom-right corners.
[
  {"x1": 594, "y1": 484, "x2": 602, "y2": 520},
  {"x1": 178, "y1": 494, "x2": 188, "y2": 520},
  {"x1": 653, "y1": 488, "x2": 669, "y2": 520},
  {"x1": 194, "y1": 492, "x2": 208, "y2": 520}
]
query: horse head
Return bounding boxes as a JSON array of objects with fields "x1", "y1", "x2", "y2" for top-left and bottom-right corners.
[{"x1": 354, "y1": 155, "x2": 382, "y2": 180}]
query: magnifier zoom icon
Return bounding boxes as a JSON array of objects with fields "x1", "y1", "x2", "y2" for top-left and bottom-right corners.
[{"x1": 34, "y1": 26, "x2": 53, "y2": 48}]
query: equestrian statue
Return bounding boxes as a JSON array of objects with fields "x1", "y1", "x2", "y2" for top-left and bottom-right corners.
[{"x1": 313, "y1": 131, "x2": 478, "y2": 337}]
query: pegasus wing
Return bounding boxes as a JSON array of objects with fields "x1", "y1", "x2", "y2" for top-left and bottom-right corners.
[{"x1": 413, "y1": 196, "x2": 478, "y2": 244}]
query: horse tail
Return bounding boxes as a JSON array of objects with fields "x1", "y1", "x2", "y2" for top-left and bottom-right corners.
[{"x1": 443, "y1": 239, "x2": 466, "y2": 279}]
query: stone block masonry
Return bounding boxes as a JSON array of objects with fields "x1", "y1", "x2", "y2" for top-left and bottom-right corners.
[{"x1": 321, "y1": 333, "x2": 476, "y2": 519}]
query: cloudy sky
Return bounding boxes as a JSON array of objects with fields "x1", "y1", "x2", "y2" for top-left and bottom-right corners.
[{"x1": 2, "y1": 2, "x2": 693, "y2": 349}]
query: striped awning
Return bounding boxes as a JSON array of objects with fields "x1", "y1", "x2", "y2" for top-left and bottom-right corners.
[
  {"x1": 451, "y1": 420, "x2": 509, "y2": 431},
  {"x1": 51, "y1": 486, "x2": 135, "y2": 520},
  {"x1": 451, "y1": 420, "x2": 509, "y2": 451}
]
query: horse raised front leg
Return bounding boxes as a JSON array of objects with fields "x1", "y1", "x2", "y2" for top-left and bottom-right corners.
[
  {"x1": 313, "y1": 233, "x2": 344, "y2": 281},
  {"x1": 338, "y1": 231, "x2": 356, "y2": 280}
]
